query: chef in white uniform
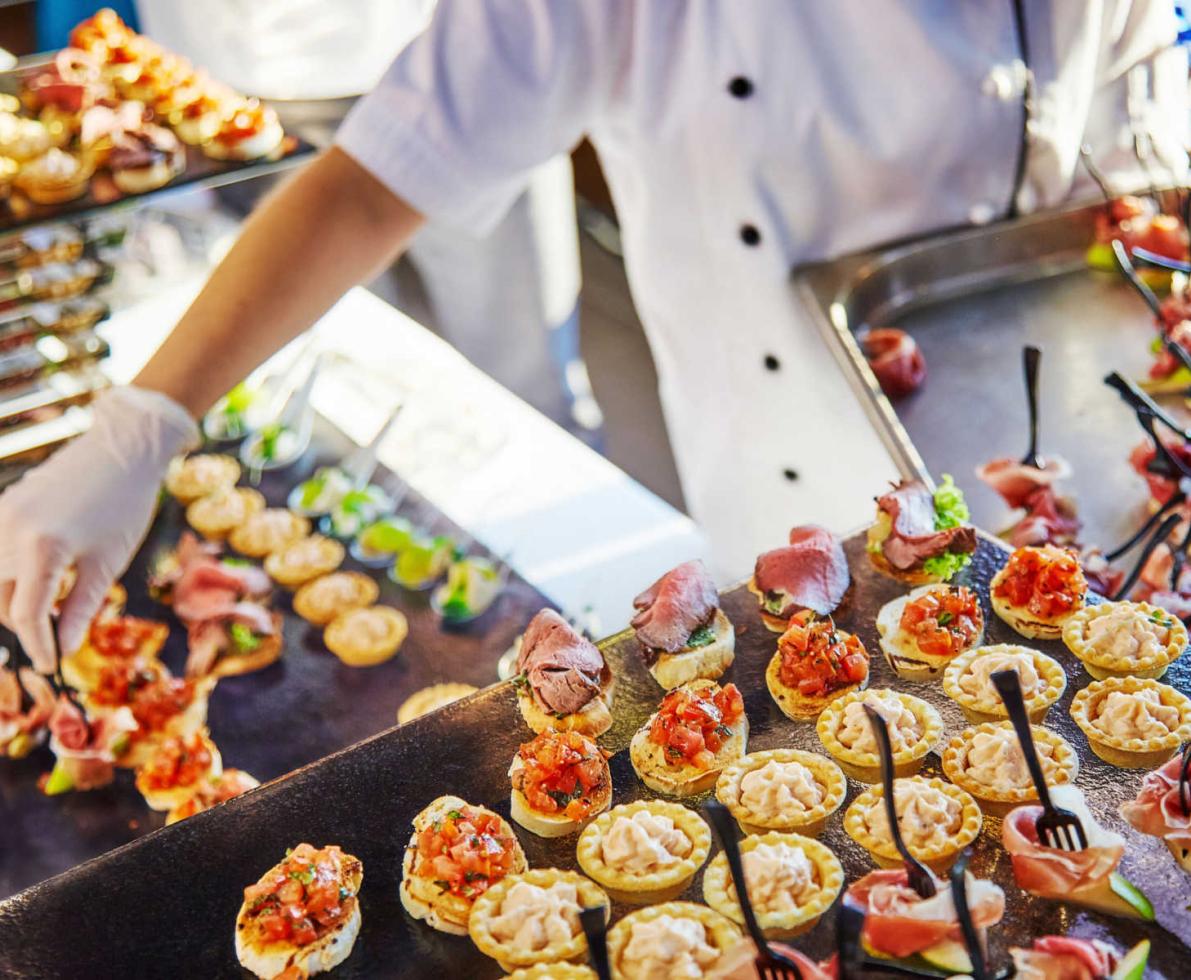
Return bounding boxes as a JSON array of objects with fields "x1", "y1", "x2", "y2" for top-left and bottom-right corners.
[{"x1": 0, "y1": 0, "x2": 1187, "y2": 670}]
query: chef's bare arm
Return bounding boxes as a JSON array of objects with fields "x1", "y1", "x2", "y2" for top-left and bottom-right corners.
[{"x1": 134, "y1": 147, "x2": 425, "y2": 418}]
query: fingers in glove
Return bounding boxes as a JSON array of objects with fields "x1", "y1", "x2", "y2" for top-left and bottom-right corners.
[
  {"x1": 57, "y1": 554, "x2": 113, "y2": 661},
  {"x1": 9, "y1": 537, "x2": 69, "y2": 674}
]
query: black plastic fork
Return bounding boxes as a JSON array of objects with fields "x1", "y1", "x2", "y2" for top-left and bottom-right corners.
[
  {"x1": 1179, "y1": 741, "x2": 1191, "y2": 819},
  {"x1": 1109, "y1": 511, "x2": 1183, "y2": 602},
  {"x1": 949, "y1": 849, "x2": 988, "y2": 980},
  {"x1": 835, "y1": 904, "x2": 956, "y2": 980},
  {"x1": 704, "y1": 800, "x2": 804, "y2": 980},
  {"x1": 50, "y1": 618, "x2": 86, "y2": 720},
  {"x1": 990, "y1": 670, "x2": 1087, "y2": 852},
  {"x1": 579, "y1": 905, "x2": 612, "y2": 980},
  {"x1": 1110, "y1": 243, "x2": 1191, "y2": 379}
]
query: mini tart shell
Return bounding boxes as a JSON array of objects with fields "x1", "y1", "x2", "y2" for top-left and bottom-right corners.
[
  {"x1": 576, "y1": 800, "x2": 711, "y2": 905},
  {"x1": 264, "y1": 534, "x2": 345, "y2": 588},
  {"x1": 397, "y1": 682, "x2": 479, "y2": 724},
  {"x1": 227, "y1": 508, "x2": 310, "y2": 558},
  {"x1": 293, "y1": 572, "x2": 379, "y2": 627},
  {"x1": 505, "y1": 966, "x2": 596, "y2": 980},
  {"x1": 715, "y1": 749, "x2": 846, "y2": 837},
  {"x1": 815, "y1": 688, "x2": 943, "y2": 783},
  {"x1": 940, "y1": 721, "x2": 1080, "y2": 817},
  {"x1": 942, "y1": 644, "x2": 1066, "y2": 724},
  {"x1": 843, "y1": 776, "x2": 982, "y2": 874},
  {"x1": 702, "y1": 831, "x2": 844, "y2": 939},
  {"x1": 185, "y1": 487, "x2": 265, "y2": 540},
  {"x1": 1069, "y1": 676, "x2": 1191, "y2": 768},
  {"x1": 165, "y1": 453, "x2": 240, "y2": 503},
  {"x1": 990, "y1": 563, "x2": 1085, "y2": 641},
  {"x1": 468, "y1": 868, "x2": 609, "y2": 972},
  {"x1": 765, "y1": 649, "x2": 868, "y2": 722},
  {"x1": 874, "y1": 584, "x2": 985, "y2": 682},
  {"x1": 324, "y1": 605, "x2": 408, "y2": 667},
  {"x1": 606, "y1": 902, "x2": 740, "y2": 977},
  {"x1": 1062, "y1": 601, "x2": 1189, "y2": 680}
]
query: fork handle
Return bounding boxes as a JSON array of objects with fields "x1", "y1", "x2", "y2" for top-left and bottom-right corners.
[
  {"x1": 704, "y1": 802, "x2": 773, "y2": 955},
  {"x1": 1112, "y1": 238, "x2": 1164, "y2": 318},
  {"x1": 990, "y1": 670, "x2": 1054, "y2": 812},
  {"x1": 1022, "y1": 346, "x2": 1041, "y2": 466},
  {"x1": 579, "y1": 906, "x2": 612, "y2": 980},
  {"x1": 1104, "y1": 372, "x2": 1191, "y2": 442}
]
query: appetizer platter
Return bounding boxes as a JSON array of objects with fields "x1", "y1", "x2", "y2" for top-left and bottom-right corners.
[{"x1": 0, "y1": 508, "x2": 1188, "y2": 978}]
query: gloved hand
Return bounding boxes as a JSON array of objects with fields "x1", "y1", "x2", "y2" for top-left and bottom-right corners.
[{"x1": 0, "y1": 386, "x2": 198, "y2": 672}]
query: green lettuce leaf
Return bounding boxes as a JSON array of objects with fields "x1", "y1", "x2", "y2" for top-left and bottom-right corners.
[{"x1": 932, "y1": 473, "x2": 969, "y2": 530}]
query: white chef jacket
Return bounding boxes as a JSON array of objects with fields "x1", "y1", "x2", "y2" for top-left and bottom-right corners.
[{"x1": 335, "y1": 0, "x2": 1189, "y2": 580}]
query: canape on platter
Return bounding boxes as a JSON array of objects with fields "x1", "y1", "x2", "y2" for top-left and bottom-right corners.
[
  {"x1": 1003, "y1": 784, "x2": 1154, "y2": 920},
  {"x1": 166, "y1": 768, "x2": 259, "y2": 825},
  {"x1": 236, "y1": 843, "x2": 362, "y2": 979},
  {"x1": 293, "y1": 572, "x2": 378, "y2": 627},
  {"x1": 701, "y1": 831, "x2": 843, "y2": 939},
  {"x1": 108, "y1": 124, "x2": 184, "y2": 194},
  {"x1": 187, "y1": 486, "x2": 266, "y2": 541},
  {"x1": 942, "y1": 644, "x2": 1066, "y2": 725},
  {"x1": 324, "y1": 605, "x2": 407, "y2": 667},
  {"x1": 514, "y1": 609, "x2": 614, "y2": 737},
  {"x1": 42, "y1": 695, "x2": 138, "y2": 794},
  {"x1": 632, "y1": 559, "x2": 734, "y2": 688},
  {"x1": 1070, "y1": 676, "x2": 1191, "y2": 768},
  {"x1": 264, "y1": 534, "x2": 345, "y2": 589},
  {"x1": 134, "y1": 728, "x2": 222, "y2": 811},
  {"x1": 630, "y1": 679, "x2": 747, "y2": 796},
  {"x1": 0, "y1": 659, "x2": 55, "y2": 759},
  {"x1": 467, "y1": 868, "x2": 609, "y2": 972},
  {"x1": 1010, "y1": 936, "x2": 1149, "y2": 980},
  {"x1": 875, "y1": 583, "x2": 983, "y2": 681},
  {"x1": 1063, "y1": 600, "x2": 1187, "y2": 680},
  {"x1": 400, "y1": 795, "x2": 527, "y2": 935},
  {"x1": 61, "y1": 609, "x2": 168, "y2": 692},
  {"x1": 228, "y1": 508, "x2": 310, "y2": 558},
  {"x1": 816, "y1": 688, "x2": 942, "y2": 782},
  {"x1": 708, "y1": 940, "x2": 837, "y2": 980},
  {"x1": 186, "y1": 607, "x2": 282, "y2": 679},
  {"x1": 606, "y1": 903, "x2": 740, "y2": 979},
  {"x1": 0, "y1": 113, "x2": 54, "y2": 162},
  {"x1": 171, "y1": 84, "x2": 234, "y2": 145},
  {"x1": 1120, "y1": 753, "x2": 1191, "y2": 874},
  {"x1": 766, "y1": 610, "x2": 869, "y2": 721},
  {"x1": 509, "y1": 729, "x2": 611, "y2": 837},
  {"x1": 149, "y1": 532, "x2": 271, "y2": 613},
  {"x1": 14, "y1": 147, "x2": 94, "y2": 203},
  {"x1": 715, "y1": 748, "x2": 846, "y2": 837},
  {"x1": 203, "y1": 99, "x2": 284, "y2": 161},
  {"x1": 866, "y1": 476, "x2": 976, "y2": 585},
  {"x1": 843, "y1": 867, "x2": 1005, "y2": 976},
  {"x1": 505, "y1": 966, "x2": 595, "y2": 980},
  {"x1": 991, "y1": 543, "x2": 1087, "y2": 640},
  {"x1": 748, "y1": 524, "x2": 850, "y2": 631},
  {"x1": 166, "y1": 454, "x2": 241, "y2": 503},
  {"x1": 577, "y1": 800, "x2": 711, "y2": 905},
  {"x1": 396, "y1": 682, "x2": 478, "y2": 724}
]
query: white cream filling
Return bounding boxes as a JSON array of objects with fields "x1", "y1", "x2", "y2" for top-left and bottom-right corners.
[
  {"x1": 1092, "y1": 688, "x2": 1179, "y2": 740},
  {"x1": 863, "y1": 780, "x2": 961, "y2": 848},
  {"x1": 1085, "y1": 608, "x2": 1170, "y2": 664},
  {"x1": 739, "y1": 842, "x2": 817, "y2": 915},
  {"x1": 489, "y1": 880, "x2": 579, "y2": 952},
  {"x1": 958, "y1": 652, "x2": 1041, "y2": 702},
  {"x1": 739, "y1": 760, "x2": 824, "y2": 819},
  {"x1": 962, "y1": 729, "x2": 1055, "y2": 791},
  {"x1": 602, "y1": 810, "x2": 691, "y2": 875},
  {"x1": 621, "y1": 916, "x2": 720, "y2": 980},
  {"x1": 835, "y1": 691, "x2": 921, "y2": 755}
]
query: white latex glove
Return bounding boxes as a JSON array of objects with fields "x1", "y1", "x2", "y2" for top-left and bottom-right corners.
[{"x1": 0, "y1": 386, "x2": 198, "y2": 671}]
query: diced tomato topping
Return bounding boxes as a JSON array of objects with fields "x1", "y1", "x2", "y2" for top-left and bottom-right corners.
[
  {"x1": 242, "y1": 844, "x2": 356, "y2": 948},
  {"x1": 992, "y1": 545, "x2": 1087, "y2": 619},
  {"x1": 777, "y1": 609, "x2": 870, "y2": 697},
  {"x1": 898, "y1": 586, "x2": 983, "y2": 658},
  {"x1": 647, "y1": 683, "x2": 744, "y2": 770},
  {"x1": 89, "y1": 616, "x2": 162, "y2": 660},
  {"x1": 512, "y1": 730, "x2": 608, "y2": 819},
  {"x1": 412, "y1": 806, "x2": 518, "y2": 900},
  {"x1": 129, "y1": 676, "x2": 196, "y2": 735},
  {"x1": 138, "y1": 732, "x2": 212, "y2": 791}
]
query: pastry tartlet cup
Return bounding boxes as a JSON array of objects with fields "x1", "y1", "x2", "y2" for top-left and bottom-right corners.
[
  {"x1": 576, "y1": 800, "x2": 711, "y2": 905},
  {"x1": 606, "y1": 903, "x2": 740, "y2": 977},
  {"x1": 701, "y1": 831, "x2": 844, "y2": 939},
  {"x1": 505, "y1": 965, "x2": 596, "y2": 980},
  {"x1": 468, "y1": 868, "x2": 609, "y2": 972},
  {"x1": 843, "y1": 776, "x2": 982, "y2": 874},
  {"x1": 185, "y1": 487, "x2": 265, "y2": 540},
  {"x1": 942, "y1": 644, "x2": 1066, "y2": 724},
  {"x1": 874, "y1": 584, "x2": 985, "y2": 682},
  {"x1": 397, "y1": 683, "x2": 479, "y2": 724},
  {"x1": 815, "y1": 688, "x2": 943, "y2": 783},
  {"x1": 324, "y1": 606, "x2": 407, "y2": 667},
  {"x1": 1069, "y1": 676, "x2": 1191, "y2": 768},
  {"x1": 165, "y1": 453, "x2": 240, "y2": 503},
  {"x1": 264, "y1": 534, "x2": 345, "y2": 588},
  {"x1": 1062, "y1": 601, "x2": 1189, "y2": 680},
  {"x1": 715, "y1": 749, "x2": 846, "y2": 837},
  {"x1": 293, "y1": 572, "x2": 379, "y2": 627},
  {"x1": 990, "y1": 563, "x2": 1085, "y2": 641},
  {"x1": 766, "y1": 650, "x2": 867, "y2": 722},
  {"x1": 941, "y1": 721, "x2": 1080, "y2": 817},
  {"x1": 228, "y1": 508, "x2": 310, "y2": 558},
  {"x1": 1167, "y1": 839, "x2": 1191, "y2": 873}
]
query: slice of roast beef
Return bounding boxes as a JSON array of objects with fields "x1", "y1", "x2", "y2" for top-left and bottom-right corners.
[
  {"x1": 517, "y1": 609, "x2": 604, "y2": 715},
  {"x1": 631, "y1": 559, "x2": 718, "y2": 653},
  {"x1": 753, "y1": 524, "x2": 850, "y2": 617},
  {"x1": 877, "y1": 481, "x2": 976, "y2": 571}
]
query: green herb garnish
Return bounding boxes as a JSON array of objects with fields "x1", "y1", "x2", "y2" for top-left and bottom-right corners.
[
  {"x1": 229, "y1": 622, "x2": 262, "y2": 653},
  {"x1": 937, "y1": 611, "x2": 954, "y2": 626},
  {"x1": 446, "y1": 810, "x2": 462, "y2": 821},
  {"x1": 763, "y1": 593, "x2": 787, "y2": 615},
  {"x1": 686, "y1": 624, "x2": 717, "y2": 648}
]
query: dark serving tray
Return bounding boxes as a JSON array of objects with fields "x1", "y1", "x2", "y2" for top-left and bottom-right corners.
[
  {"x1": 1, "y1": 531, "x2": 1188, "y2": 979},
  {"x1": 0, "y1": 416, "x2": 555, "y2": 899}
]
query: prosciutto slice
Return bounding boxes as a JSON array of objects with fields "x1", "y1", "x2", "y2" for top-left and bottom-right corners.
[
  {"x1": 1006, "y1": 487, "x2": 1081, "y2": 548},
  {"x1": 184, "y1": 603, "x2": 277, "y2": 678},
  {"x1": 1128, "y1": 437, "x2": 1191, "y2": 505},
  {"x1": 1120, "y1": 754, "x2": 1191, "y2": 848},
  {"x1": 631, "y1": 559, "x2": 718, "y2": 652},
  {"x1": 976, "y1": 457, "x2": 1072, "y2": 510},
  {"x1": 516, "y1": 609, "x2": 604, "y2": 716},
  {"x1": 876, "y1": 481, "x2": 977, "y2": 571},
  {"x1": 47, "y1": 696, "x2": 138, "y2": 791},
  {"x1": 168, "y1": 532, "x2": 271, "y2": 626},
  {"x1": 1011, "y1": 937, "x2": 1120, "y2": 980},
  {"x1": 753, "y1": 525, "x2": 850, "y2": 617},
  {"x1": 863, "y1": 328, "x2": 926, "y2": 399},
  {"x1": 1002, "y1": 786, "x2": 1124, "y2": 898},
  {"x1": 844, "y1": 868, "x2": 1004, "y2": 958}
]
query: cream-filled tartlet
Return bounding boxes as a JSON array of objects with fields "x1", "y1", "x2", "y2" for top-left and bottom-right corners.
[
  {"x1": 227, "y1": 508, "x2": 310, "y2": 558},
  {"x1": 185, "y1": 487, "x2": 265, "y2": 541},
  {"x1": 165, "y1": 453, "x2": 240, "y2": 503},
  {"x1": 467, "y1": 868, "x2": 608, "y2": 973},
  {"x1": 324, "y1": 606, "x2": 407, "y2": 667},
  {"x1": 816, "y1": 688, "x2": 942, "y2": 783},
  {"x1": 576, "y1": 801, "x2": 710, "y2": 905},
  {"x1": 1070, "y1": 676, "x2": 1191, "y2": 768},
  {"x1": 606, "y1": 903, "x2": 740, "y2": 980},
  {"x1": 1063, "y1": 601, "x2": 1188, "y2": 680},
  {"x1": 844, "y1": 776, "x2": 982, "y2": 874},
  {"x1": 943, "y1": 644, "x2": 1066, "y2": 724},
  {"x1": 715, "y1": 749, "x2": 846, "y2": 837},
  {"x1": 263, "y1": 534, "x2": 345, "y2": 588},
  {"x1": 701, "y1": 832, "x2": 843, "y2": 939},
  {"x1": 942, "y1": 721, "x2": 1079, "y2": 817}
]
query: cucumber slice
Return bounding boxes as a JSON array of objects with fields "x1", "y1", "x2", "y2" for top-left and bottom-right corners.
[
  {"x1": 42, "y1": 762, "x2": 74, "y2": 796},
  {"x1": 1108, "y1": 872, "x2": 1155, "y2": 922},
  {"x1": 918, "y1": 938, "x2": 973, "y2": 975},
  {"x1": 1110, "y1": 939, "x2": 1150, "y2": 980}
]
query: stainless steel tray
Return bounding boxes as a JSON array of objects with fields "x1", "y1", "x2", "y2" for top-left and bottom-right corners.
[
  {"x1": 795, "y1": 200, "x2": 1167, "y2": 549},
  {"x1": 0, "y1": 531, "x2": 1187, "y2": 978}
]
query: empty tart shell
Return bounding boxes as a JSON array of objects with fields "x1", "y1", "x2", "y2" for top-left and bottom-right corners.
[
  {"x1": 715, "y1": 749, "x2": 846, "y2": 837},
  {"x1": 264, "y1": 534, "x2": 344, "y2": 588},
  {"x1": 942, "y1": 644, "x2": 1066, "y2": 725},
  {"x1": 576, "y1": 800, "x2": 711, "y2": 905},
  {"x1": 1069, "y1": 675, "x2": 1191, "y2": 768},
  {"x1": 606, "y1": 903, "x2": 741, "y2": 978},
  {"x1": 186, "y1": 487, "x2": 265, "y2": 540},
  {"x1": 228, "y1": 508, "x2": 310, "y2": 558},
  {"x1": 468, "y1": 868, "x2": 609, "y2": 972},
  {"x1": 843, "y1": 776, "x2": 982, "y2": 874},
  {"x1": 815, "y1": 688, "x2": 943, "y2": 783},
  {"x1": 941, "y1": 720, "x2": 1080, "y2": 817},
  {"x1": 397, "y1": 683, "x2": 479, "y2": 724},
  {"x1": 293, "y1": 572, "x2": 379, "y2": 627},
  {"x1": 324, "y1": 605, "x2": 407, "y2": 667},
  {"x1": 1062, "y1": 601, "x2": 1188, "y2": 680},
  {"x1": 165, "y1": 453, "x2": 240, "y2": 503},
  {"x1": 701, "y1": 831, "x2": 844, "y2": 939}
]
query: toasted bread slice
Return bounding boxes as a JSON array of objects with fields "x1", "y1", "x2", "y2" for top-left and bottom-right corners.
[
  {"x1": 517, "y1": 668, "x2": 615, "y2": 738},
  {"x1": 646, "y1": 608, "x2": 736, "y2": 689},
  {"x1": 135, "y1": 729, "x2": 223, "y2": 811},
  {"x1": 205, "y1": 614, "x2": 285, "y2": 679},
  {"x1": 765, "y1": 651, "x2": 866, "y2": 721},
  {"x1": 867, "y1": 547, "x2": 943, "y2": 586},
  {"x1": 508, "y1": 753, "x2": 612, "y2": 837},
  {"x1": 990, "y1": 566, "x2": 1075, "y2": 640},
  {"x1": 875, "y1": 586, "x2": 984, "y2": 682}
]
